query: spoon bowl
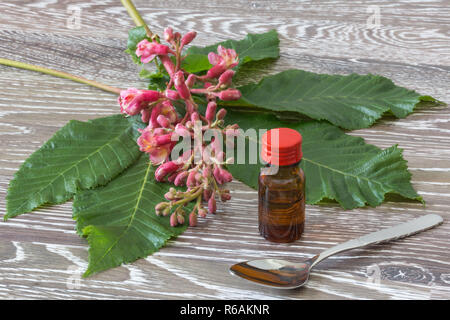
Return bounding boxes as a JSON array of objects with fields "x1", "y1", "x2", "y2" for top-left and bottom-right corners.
[
  {"x1": 230, "y1": 258, "x2": 315, "y2": 289},
  {"x1": 230, "y1": 214, "x2": 443, "y2": 289}
]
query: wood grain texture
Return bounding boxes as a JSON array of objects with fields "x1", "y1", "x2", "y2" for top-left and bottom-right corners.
[{"x1": 0, "y1": 0, "x2": 449, "y2": 299}]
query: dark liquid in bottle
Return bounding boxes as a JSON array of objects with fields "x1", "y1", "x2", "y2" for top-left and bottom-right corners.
[{"x1": 258, "y1": 164, "x2": 305, "y2": 243}]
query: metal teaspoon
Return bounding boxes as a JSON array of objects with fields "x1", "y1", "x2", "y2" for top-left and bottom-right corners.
[{"x1": 229, "y1": 214, "x2": 443, "y2": 289}]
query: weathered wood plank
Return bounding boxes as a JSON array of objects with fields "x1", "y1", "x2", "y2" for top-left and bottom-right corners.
[{"x1": 0, "y1": 0, "x2": 449, "y2": 299}]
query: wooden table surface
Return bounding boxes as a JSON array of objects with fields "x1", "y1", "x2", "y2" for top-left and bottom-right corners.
[{"x1": 0, "y1": 0, "x2": 449, "y2": 300}]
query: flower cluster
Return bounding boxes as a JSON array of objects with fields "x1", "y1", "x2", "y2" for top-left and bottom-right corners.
[{"x1": 118, "y1": 28, "x2": 241, "y2": 227}]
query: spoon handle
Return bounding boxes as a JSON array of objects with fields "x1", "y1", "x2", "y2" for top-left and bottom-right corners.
[{"x1": 310, "y1": 214, "x2": 443, "y2": 269}]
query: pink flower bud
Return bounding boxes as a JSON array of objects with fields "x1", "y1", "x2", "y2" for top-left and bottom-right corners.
[
  {"x1": 154, "y1": 133, "x2": 176, "y2": 146},
  {"x1": 213, "y1": 166, "x2": 223, "y2": 184},
  {"x1": 206, "y1": 64, "x2": 227, "y2": 79},
  {"x1": 221, "y1": 192, "x2": 232, "y2": 202},
  {"x1": 155, "y1": 161, "x2": 180, "y2": 182},
  {"x1": 149, "y1": 103, "x2": 162, "y2": 128},
  {"x1": 218, "y1": 70, "x2": 235, "y2": 86},
  {"x1": 220, "y1": 168, "x2": 233, "y2": 183},
  {"x1": 208, "y1": 195, "x2": 217, "y2": 214},
  {"x1": 164, "y1": 27, "x2": 174, "y2": 42},
  {"x1": 190, "y1": 112, "x2": 200, "y2": 122},
  {"x1": 175, "y1": 123, "x2": 191, "y2": 137},
  {"x1": 205, "y1": 101, "x2": 217, "y2": 122},
  {"x1": 198, "y1": 208, "x2": 207, "y2": 218},
  {"x1": 216, "y1": 108, "x2": 227, "y2": 120},
  {"x1": 160, "y1": 55, "x2": 175, "y2": 77},
  {"x1": 195, "y1": 172, "x2": 203, "y2": 185},
  {"x1": 170, "y1": 212, "x2": 178, "y2": 227},
  {"x1": 118, "y1": 88, "x2": 161, "y2": 115},
  {"x1": 162, "y1": 206, "x2": 171, "y2": 216},
  {"x1": 203, "y1": 188, "x2": 212, "y2": 201},
  {"x1": 174, "y1": 170, "x2": 188, "y2": 186},
  {"x1": 141, "y1": 109, "x2": 150, "y2": 123},
  {"x1": 167, "y1": 171, "x2": 178, "y2": 183},
  {"x1": 155, "y1": 202, "x2": 168, "y2": 212},
  {"x1": 177, "y1": 213, "x2": 185, "y2": 225},
  {"x1": 185, "y1": 100, "x2": 195, "y2": 114},
  {"x1": 202, "y1": 166, "x2": 211, "y2": 179},
  {"x1": 186, "y1": 170, "x2": 198, "y2": 188},
  {"x1": 174, "y1": 32, "x2": 181, "y2": 41},
  {"x1": 165, "y1": 89, "x2": 180, "y2": 100},
  {"x1": 164, "y1": 191, "x2": 175, "y2": 201},
  {"x1": 185, "y1": 74, "x2": 196, "y2": 88},
  {"x1": 155, "y1": 202, "x2": 168, "y2": 215},
  {"x1": 217, "y1": 89, "x2": 241, "y2": 101},
  {"x1": 160, "y1": 100, "x2": 178, "y2": 124},
  {"x1": 174, "y1": 71, "x2": 191, "y2": 100},
  {"x1": 189, "y1": 211, "x2": 198, "y2": 226},
  {"x1": 136, "y1": 40, "x2": 170, "y2": 64},
  {"x1": 181, "y1": 31, "x2": 197, "y2": 46},
  {"x1": 156, "y1": 115, "x2": 170, "y2": 128}
]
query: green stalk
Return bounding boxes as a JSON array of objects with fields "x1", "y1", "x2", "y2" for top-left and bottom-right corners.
[
  {"x1": 0, "y1": 58, "x2": 121, "y2": 94},
  {"x1": 120, "y1": 0, "x2": 153, "y2": 37}
]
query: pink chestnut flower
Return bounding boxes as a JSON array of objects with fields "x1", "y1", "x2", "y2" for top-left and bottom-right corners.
[
  {"x1": 155, "y1": 161, "x2": 180, "y2": 182},
  {"x1": 206, "y1": 45, "x2": 239, "y2": 78},
  {"x1": 137, "y1": 127, "x2": 178, "y2": 164},
  {"x1": 118, "y1": 88, "x2": 161, "y2": 115},
  {"x1": 149, "y1": 101, "x2": 178, "y2": 129},
  {"x1": 217, "y1": 45, "x2": 239, "y2": 68},
  {"x1": 174, "y1": 71, "x2": 191, "y2": 100},
  {"x1": 136, "y1": 39, "x2": 171, "y2": 64}
]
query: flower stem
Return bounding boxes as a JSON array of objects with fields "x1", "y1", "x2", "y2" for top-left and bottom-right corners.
[
  {"x1": 0, "y1": 58, "x2": 121, "y2": 94},
  {"x1": 120, "y1": 0, "x2": 153, "y2": 37}
]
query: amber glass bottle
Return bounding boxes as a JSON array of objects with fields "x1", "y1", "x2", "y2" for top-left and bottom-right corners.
[{"x1": 258, "y1": 128, "x2": 305, "y2": 243}]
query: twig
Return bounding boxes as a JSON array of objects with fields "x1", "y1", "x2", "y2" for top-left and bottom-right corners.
[
  {"x1": 0, "y1": 58, "x2": 121, "y2": 94},
  {"x1": 120, "y1": 0, "x2": 153, "y2": 37}
]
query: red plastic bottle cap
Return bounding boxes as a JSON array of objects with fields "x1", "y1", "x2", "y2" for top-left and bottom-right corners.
[{"x1": 261, "y1": 128, "x2": 303, "y2": 166}]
